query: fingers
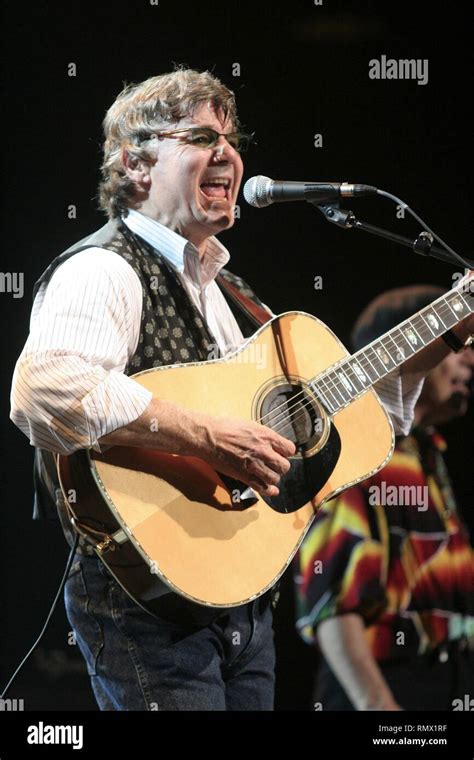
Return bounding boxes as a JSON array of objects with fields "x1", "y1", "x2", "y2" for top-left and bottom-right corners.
[
  {"x1": 273, "y1": 439, "x2": 297, "y2": 458},
  {"x1": 264, "y1": 453, "x2": 292, "y2": 476},
  {"x1": 246, "y1": 458, "x2": 282, "y2": 487},
  {"x1": 265, "y1": 429, "x2": 297, "y2": 458},
  {"x1": 244, "y1": 444, "x2": 292, "y2": 477},
  {"x1": 242, "y1": 427, "x2": 295, "y2": 495},
  {"x1": 209, "y1": 418, "x2": 296, "y2": 499},
  {"x1": 242, "y1": 447, "x2": 292, "y2": 497},
  {"x1": 247, "y1": 477, "x2": 280, "y2": 499}
]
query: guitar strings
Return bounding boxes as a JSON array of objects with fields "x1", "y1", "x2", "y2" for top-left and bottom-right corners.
[
  {"x1": 278, "y1": 295, "x2": 469, "y2": 427},
  {"x1": 260, "y1": 328, "x2": 437, "y2": 436},
  {"x1": 260, "y1": 340, "x2": 395, "y2": 431},
  {"x1": 258, "y1": 329, "x2": 416, "y2": 431},
  {"x1": 258, "y1": 297, "x2": 470, "y2": 436}
]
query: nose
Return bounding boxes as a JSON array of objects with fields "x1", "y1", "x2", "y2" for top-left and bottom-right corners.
[
  {"x1": 213, "y1": 146, "x2": 226, "y2": 161},
  {"x1": 212, "y1": 135, "x2": 235, "y2": 162}
]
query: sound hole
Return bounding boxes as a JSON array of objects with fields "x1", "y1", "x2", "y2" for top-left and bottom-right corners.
[{"x1": 259, "y1": 381, "x2": 327, "y2": 454}]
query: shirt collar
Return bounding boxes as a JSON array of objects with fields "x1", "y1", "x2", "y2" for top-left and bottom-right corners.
[{"x1": 122, "y1": 209, "x2": 230, "y2": 290}]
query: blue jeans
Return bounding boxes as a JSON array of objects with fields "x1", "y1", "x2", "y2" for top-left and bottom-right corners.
[{"x1": 64, "y1": 553, "x2": 276, "y2": 711}]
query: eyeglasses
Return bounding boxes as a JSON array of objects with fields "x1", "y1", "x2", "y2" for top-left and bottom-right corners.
[{"x1": 148, "y1": 127, "x2": 254, "y2": 153}]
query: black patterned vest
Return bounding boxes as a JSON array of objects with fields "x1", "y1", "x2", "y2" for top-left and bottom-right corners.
[{"x1": 32, "y1": 219, "x2": 269, "y2": 533}]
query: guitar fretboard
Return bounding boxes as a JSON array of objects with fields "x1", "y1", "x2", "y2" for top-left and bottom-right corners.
[{"x1": 310, "y1": 283, "x2": 473, "y2": 415}]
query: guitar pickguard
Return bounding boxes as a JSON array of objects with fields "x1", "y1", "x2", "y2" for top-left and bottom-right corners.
[
  {"x1": 215, "y1": 423, "x2": 341, "y2": 515},
  {"x1": 263, "y1": 422, "x2": 341, "y2": 513}
]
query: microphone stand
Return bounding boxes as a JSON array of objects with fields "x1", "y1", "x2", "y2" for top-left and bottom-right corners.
[{"x1": 312, "y1": 202, "x2": 474, "y2": 269}]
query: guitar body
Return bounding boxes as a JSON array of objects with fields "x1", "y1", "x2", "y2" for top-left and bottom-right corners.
[{"x1": 57, "y1": 311, "x2": 394, "y2": 612}]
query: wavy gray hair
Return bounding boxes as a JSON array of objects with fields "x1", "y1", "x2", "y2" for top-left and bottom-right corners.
[{"x1": 98, "y1": 67, "x2": 239, "y2": 218}]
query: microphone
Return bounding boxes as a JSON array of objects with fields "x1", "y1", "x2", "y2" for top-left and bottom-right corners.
[{"x1": 243, "y1": 175, "x2": 378, "y2": 208}]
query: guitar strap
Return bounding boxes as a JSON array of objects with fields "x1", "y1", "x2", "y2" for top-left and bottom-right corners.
[{"x1": 216, "y1": 274, "x2": 273, "y2": 329}]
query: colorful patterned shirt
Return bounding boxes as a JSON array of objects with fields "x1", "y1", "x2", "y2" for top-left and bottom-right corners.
[{"x1": 295, "y1": 429, "x2": 474, "y2": 662}]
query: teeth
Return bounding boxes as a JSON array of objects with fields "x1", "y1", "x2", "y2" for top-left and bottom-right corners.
[{"x1": 201, "y1": 179, "x2": 230, "y2": 188}]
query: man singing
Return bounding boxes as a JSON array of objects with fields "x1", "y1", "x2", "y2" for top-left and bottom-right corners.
[{"x1": 10, "y1": 67, "x2": 474, "y2": 710}]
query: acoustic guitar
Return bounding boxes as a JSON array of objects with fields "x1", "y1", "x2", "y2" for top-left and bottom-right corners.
[{"x1": 57, "y1": 276, "x2": 473, "y2": 613}]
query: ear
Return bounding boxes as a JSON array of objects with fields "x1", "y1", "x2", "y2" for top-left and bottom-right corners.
[{"x1": 121, "y1": 149, "x2": 152, "y2": 186}]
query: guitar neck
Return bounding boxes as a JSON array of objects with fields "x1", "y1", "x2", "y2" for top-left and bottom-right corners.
[{"x1": 310, "y1": 281, "x2": 473, "y2": 415}]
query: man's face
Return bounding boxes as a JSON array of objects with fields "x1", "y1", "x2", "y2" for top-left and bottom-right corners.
[
  {"x1": 421, "y1": 348, "x2": 474, "y2": 424},
  {"x1": 137, "y1": 102, "x2": 244, "y2": 246}
]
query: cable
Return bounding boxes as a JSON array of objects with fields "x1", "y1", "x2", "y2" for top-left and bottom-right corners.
[
  {"x1": 1, "y1": 533, "x2": 79, "y2": 700},
  {"x1": 376, "y1": 189, "x2": 472, "y2": 270}
]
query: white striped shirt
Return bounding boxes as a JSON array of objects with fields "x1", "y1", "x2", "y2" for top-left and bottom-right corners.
[{"x1": 9, "y1": 210, "x2": 422, "y2": 455}]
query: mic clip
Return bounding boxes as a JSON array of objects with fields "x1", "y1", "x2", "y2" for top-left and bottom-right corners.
[
  {"x1": 312, "y1": 203, "x2": 355, "y2": 229},
  {"x1": 413, "y1": 231, "x2": 435, "y2": 257}
]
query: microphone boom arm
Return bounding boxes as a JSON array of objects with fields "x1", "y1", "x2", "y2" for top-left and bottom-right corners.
[{"x1": 314, "y1": 202, "x2": 474, "y2": 269}]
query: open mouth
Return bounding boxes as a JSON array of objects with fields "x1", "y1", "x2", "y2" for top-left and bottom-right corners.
[{"x1": 199, "y1": 178, "x2": 232, "y2": 201}]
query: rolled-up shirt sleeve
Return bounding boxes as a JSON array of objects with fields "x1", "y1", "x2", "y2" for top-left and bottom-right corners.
[
  {"x1": 374, "y1": 368, "x2": 424, "y2": 436},
  {"x1": 10, "y1": 248, "x2": 152, "y2": 455}
]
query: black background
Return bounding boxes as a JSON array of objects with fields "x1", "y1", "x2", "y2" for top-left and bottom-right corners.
[{"x1": 1, "y1": 0, "x2": 472, "y2": 712}]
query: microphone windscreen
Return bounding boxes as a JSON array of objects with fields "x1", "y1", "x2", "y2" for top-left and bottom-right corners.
[{"x1": 243, "y1": 176, "x2": 273, "y2": 208}]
